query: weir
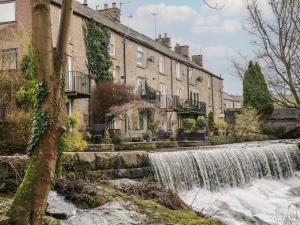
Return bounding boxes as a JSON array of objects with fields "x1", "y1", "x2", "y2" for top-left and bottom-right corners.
[{"x1": 149, "y1": 142, "x2": 300, "y2": 191}]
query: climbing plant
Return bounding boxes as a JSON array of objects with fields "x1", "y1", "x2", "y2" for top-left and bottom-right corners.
[
  {"x1": 83, "y1": 18, "x2": 113, "y2": 82},
  {"x1": 16, "y1": 44, "x2": 37, "y2": 111}
]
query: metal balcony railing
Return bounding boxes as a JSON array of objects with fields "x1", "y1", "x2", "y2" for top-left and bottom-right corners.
[
  {"x1": 65, "y1": 71, "x2": 91, "y2": 96},
  {"x1": 139, "y1": 93, "x2": 207, "y2": 115}
]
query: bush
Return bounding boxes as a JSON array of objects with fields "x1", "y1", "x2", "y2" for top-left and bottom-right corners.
[
  {"x1": 234, "y1": 107, "x2": 261, "y2": 140},
  {"x1": 1, "y1": 111, "x2": 31, "y2": 145},
  {"x1": 207, "y1": 112, "x2": 215, "y2": 132},
  {"x1": 115, "y1": 142, "x2": 156, "y2": 151},
  {"x1": 182, "y1": 118, "x2": 196, "y2": 131},
  {"x1": 196, "y1": 117, "x2": 206, "y2": 130},
  {"x1": 143, "y1": 130, "x2": 152, "y2": 138},
  {"x1": 61, "y1": 131, "x2": 88, "y2": 152},
  {"x1": 111, "y1": 135, "x2": 123, "y2": 145},
  {"x1": 215, "y1": 119, "x2": 228, "y2": 132}
]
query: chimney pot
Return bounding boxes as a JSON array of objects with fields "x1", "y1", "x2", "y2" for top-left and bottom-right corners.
[
  {"x1": 164, "y1": 33, "x2": 167, "y2": 38},
  {"x1": 104, "y1": 3, "x2": 109, "y2": 9},
  {"x1": 112, "y1": 2, "x2": 117, "y2": 8},
  {"x1": 83, "y1": 0, "x2": 88, "y2": 6}
]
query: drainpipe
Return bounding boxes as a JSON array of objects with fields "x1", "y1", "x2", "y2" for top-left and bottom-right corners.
[
  {"x1": 170, "y1": 59, "x2": 173, "y2": 99},
  {"x1": 187, "y1": 67, "x2": 190, "y2": 104},
  {"x1": 211, "y1": 75, "x2": 215, "y2": 113},
  {"x1": 123, "y1": 36, "x2": 127, "y2": 85}
]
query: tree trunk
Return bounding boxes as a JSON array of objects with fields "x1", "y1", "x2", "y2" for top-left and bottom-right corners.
[{"x1": 6, "y1": 0, "x2": 73, "y2": 224}]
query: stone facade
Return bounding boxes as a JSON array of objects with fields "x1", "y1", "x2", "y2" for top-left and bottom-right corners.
[{"x1": 0, "y1": 0, "x2": 225, "y2": 136}]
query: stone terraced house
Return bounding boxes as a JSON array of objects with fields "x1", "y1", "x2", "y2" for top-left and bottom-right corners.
[{"x1": 0, "y1": 0, "x2": 224, "y2": 137}]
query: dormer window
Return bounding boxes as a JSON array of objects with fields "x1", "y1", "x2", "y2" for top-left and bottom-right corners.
[{"x1": 0, "y1": 1, "x2": 16, "y2": 23}]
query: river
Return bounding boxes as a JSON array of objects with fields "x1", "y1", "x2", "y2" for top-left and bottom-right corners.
[{"x1": 149, "y1": 141, "x2": 300, "y2": 225}]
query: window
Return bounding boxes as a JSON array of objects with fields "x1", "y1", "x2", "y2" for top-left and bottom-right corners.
[
  {"x1": 0, "y1": 48, "x2": 17, "y2": 70},
  {"x1": 188, "y1": 68, "x2": 193, "y2": 84},
  {"x1": 175, "y1": 62, "x2": 181, "y2": 79},
  {"x1": 108, "y1": 33, "x2": 115, "y2": 56},
  {"x1": 160, "y1": 83, "x2": 166, "y2": 108},
  {"x1": 137, "y1": 77, "x2": 145, "y2": 95},
  {"x1": 159, "y1": 55, "x2": 165, "y2": 73},
  {"x1": 136, "y1": 46, "x2": 143, "y2": 67},
  {"x1": 0, "y1": 1, "x2": 15, "y2": 23}
]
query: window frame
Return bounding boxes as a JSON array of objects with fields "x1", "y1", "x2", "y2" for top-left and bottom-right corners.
[
  {"x1": 136, "y1": 46, "x2": 144, "y2": 67},
  {"x1": 0, "y1": 1, "x2": 16, "y2": 24},
  {"x1": 175, "y1": 62, "x2": 181, "y2": 79},
  {"x1": 188, "y1": 68, "x2": 193, "y2": 84},
  {"x1": 159, "y1": 55, "x2": 165, "y2": 74},
  {"x1": 108, "y1": 33, "x2": 115, "y2": 56}
]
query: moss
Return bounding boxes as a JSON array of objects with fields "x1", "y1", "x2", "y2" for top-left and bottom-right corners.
[
  {"x1": 100, "y1": 185, "x2": 224, "y2": 225},
  {"x1": 156, "y1": 141, "x2": 178, "y2": 149},
  {"x1": 115, "y1": 142, "x2": 156, "y2": 151},
  {"x1": 82, "y1": 194, "x2": 101, "y2": 208},
  {"x1": 43, "y1": 216, "x2": 61, "y2": 225}
]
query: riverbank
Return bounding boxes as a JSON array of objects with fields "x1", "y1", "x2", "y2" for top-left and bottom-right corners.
[{"x1": 0, "y1": 179, "x2": 224, "y2": 225}]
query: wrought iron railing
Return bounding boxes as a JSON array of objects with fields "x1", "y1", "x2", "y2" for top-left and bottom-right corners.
[
  {"x1": 139, "y1": 93, "x2": 206, "y2": 114},
  {"x1": 65, "y1": 71, "x2": 90, "y2": 95}
]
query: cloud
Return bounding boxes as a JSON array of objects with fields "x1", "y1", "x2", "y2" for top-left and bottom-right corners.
[
  {"x1": 203, "y1": 45, "x2": 235, "y2": 59},
  {"x1": 193, "y1": 16, "x2": 242, "y2": 34}
]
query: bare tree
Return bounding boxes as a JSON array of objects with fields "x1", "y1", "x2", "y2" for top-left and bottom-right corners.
[
  {"x1": 246, "y1": 0, "x2": 300, "y2": 108},
  {"x1": 6, "y1": 0, "x2": 73, "y2": 224}
]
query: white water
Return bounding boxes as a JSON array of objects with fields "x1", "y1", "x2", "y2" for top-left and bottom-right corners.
[{"x1": 149, "y1": 141, "x2": 300, "y2": 225}]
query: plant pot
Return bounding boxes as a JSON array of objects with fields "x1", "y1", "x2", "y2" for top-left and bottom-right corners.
[{"x1": 208, "y1": 131, "x2": 214, "y2": 137}]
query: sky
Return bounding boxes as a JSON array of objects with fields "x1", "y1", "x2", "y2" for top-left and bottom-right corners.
[{"x1": 76, "y1": 0, "x2": 266, "y2": 95}]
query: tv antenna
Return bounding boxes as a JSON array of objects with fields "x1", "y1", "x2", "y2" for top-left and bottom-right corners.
[{"x1": 151, "y1": 13, "x2": 159, "y2": 39}]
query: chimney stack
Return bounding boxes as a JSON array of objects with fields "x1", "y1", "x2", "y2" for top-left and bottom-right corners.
[
  {"x1": 174, "y1": 43, "x2": 190, "y2": 59},
  {"x1": 192, "y1": 55, "x2": 203, "y2": 67},
  {"x1": 83, "y1": 0, "x2": 88, "y2": 6},
  {"x1": 99, "y1": 3, "x2": 121, "y2": 22},
  {"x1": 156, "y1": 33, "x2": 171, "y2": 48}
]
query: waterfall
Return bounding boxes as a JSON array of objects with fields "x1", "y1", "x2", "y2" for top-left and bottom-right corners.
[{"x1": 149, "y1": 142, "x2": 300, "y2": 191}]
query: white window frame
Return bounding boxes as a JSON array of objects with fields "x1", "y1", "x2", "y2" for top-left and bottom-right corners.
[
  {"x1": 0, "y1": 48, "x2": 17, "y2": 71},
  {"x1": 137, "y1": 77, "x2": 146, "y2": 95},
  {"x1": 108, "y1": 33, "x2": 115, "y2": 56},
  {"x1": 175, "y1": 62, "x2": 181, "y2": 79},
  {"x1": 188, "y1": 68, "x2": 193, "y2": 84},
  {"x1": 0, "y1": 1, "x2": 16, "y2": 23},
  {"x1": 136, "y1": 46, "x2": 144, "y2": 67},
  {"x1": 159, "y1": 55, "x2": 165, "y2": 73}
]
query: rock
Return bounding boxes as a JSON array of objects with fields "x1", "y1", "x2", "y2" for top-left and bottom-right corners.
[
  {"x1": 47, "y1": 191, "x2": 77, "y2": 219},
  {"x1": 60, "y1": 202, "x2": 147, "y2": 225},
  {"x1": 288, "y1": 187, "x2": 300, "y2": 196},
  {"x1": 0, "y1": 216, "x2": 10, "y2": 225},
  {"x1": 108, "y1": 179, "x2": 139, "y2": 189}
]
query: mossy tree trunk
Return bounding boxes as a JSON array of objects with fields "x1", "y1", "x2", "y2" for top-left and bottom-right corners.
[{"x1": 6, "y1": 0, "x2": 73, "y2": 224}]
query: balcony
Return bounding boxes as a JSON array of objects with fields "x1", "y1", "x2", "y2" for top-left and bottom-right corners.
[
  {"x1": 178, "y1": 99, "x2": 207, "y2": 115},
  {"x1": 65, "y1": 71, "x2": 91, "y2": 98}
]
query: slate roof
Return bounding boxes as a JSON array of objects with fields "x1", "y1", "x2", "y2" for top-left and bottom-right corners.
[{"x1": 51, "y1": 0, "x2": 223, "y2": 80}]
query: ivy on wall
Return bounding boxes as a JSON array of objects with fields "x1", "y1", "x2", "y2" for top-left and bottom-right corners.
[{"x1": 83, "y1": 18, "x2": 113, "y2": 82}]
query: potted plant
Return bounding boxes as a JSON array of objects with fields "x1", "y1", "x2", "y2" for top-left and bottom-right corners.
[
  {"x1": 143, "y1": 130, "x2": 152, "y2": 142},
  {"x1": 182, "y1": 118, "x2": 196, "y2": 132},
  {"x1": 207, "y1": 112, "x2": 215, "y2": 137}
]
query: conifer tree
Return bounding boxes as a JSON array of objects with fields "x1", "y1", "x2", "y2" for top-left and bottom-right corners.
[{"x1": 243, "y1": 61, "x2": 274, "y2": 117}]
